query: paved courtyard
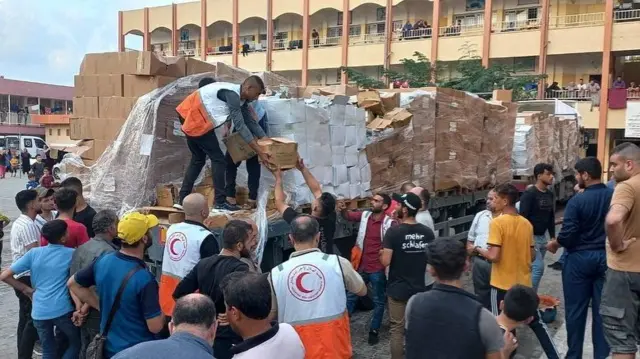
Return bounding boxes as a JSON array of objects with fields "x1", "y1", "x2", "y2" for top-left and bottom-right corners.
[{"x1": 0, "y1": 175, "x2": 634, "y2": 358}]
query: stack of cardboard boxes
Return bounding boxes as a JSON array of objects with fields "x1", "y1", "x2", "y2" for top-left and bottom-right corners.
[{"x1": 70, "y1": 52, "x2": 216, "y2": 165}]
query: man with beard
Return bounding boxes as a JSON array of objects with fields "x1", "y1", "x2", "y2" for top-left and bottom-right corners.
[
  {"x1": 602, "y1": 142, "x2": 640, "y2": 359},
  {"x1": 380, "y1": 193, "x2": 434, "y2": 359},
  {"x1": 173, "y1": 220, "x2": 255, "y2": 359},
  {"x1": 545, "y1": 157, "x2": 611, "y2": 359},
  {"x1": 339, "y1": 193, "x2": 396, "y2": 345},
  {"x1": 68, "y1": 212, "x2": 164, "y2": 357},
  {"x1": 467, "y1": 189, "x2": 501, "y2": 308},
  {"x1": 159, "y1": 194, "x2": 219, "y2": 324},
  {"x1": 518, "y1": 163, "x2": 556, "y2": 292}
]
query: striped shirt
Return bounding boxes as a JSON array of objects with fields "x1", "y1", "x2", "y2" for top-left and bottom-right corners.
[
  {"x1": 10, "y1": 214, "x2": 41, "y2": 277},
  {"x1": 35, "y1": 211, "x2": 59, "y2": 230}
]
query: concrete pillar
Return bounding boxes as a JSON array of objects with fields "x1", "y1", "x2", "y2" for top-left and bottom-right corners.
[{"x1": 596, "y1": 0, "x2": 614, "y2": 166}]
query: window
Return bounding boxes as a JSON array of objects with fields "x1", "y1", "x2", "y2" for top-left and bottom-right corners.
[
  {"x1": 349, "y1": 25, "x2": 361, "y2": 36},
  {"x1": 337, "y1": 11, "x2": 353, "y2": 26},
  {"x1": 466, "y1": 0, "x2": 485, "y2": 11},
  {"x1": 57, "y1": 129, "x2": 61, "y2": 136},
  {"x1": 35, "y1": 138, "x2": 46, "y2": 149},
  {"x1": 327, "y1": 27, "x2": 343, "y2": 38},
  {"x1": 23, "y1": 139, "x2": 33, "y2": 148},
  {"x1": 49, "y1": 129, "x2": 52, "y2": 136},
  {"x1": 366, "y1": 23, "x2": 385, "y2": 34},
  {"x1": 376, "y1": 7, "x2": 386, "y2": 22},
  {"x1": 514, "y1": 57, "x2": 536, "y2": 72},
  {"x1": 180, "y1": 29, "x2": 190, "y2": 41},
  {"x1": 66, "y1": 129, "x2": 70, "y2": 137},
  {"x1": 527, "y1": 8, "x2": 538, "y2": 20}
]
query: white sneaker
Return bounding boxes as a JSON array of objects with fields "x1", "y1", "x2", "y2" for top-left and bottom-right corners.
[
  {"x1": 172, "y1": 203, "x2": 183, "y2": 210},
  {"x1": 33, "y1": 341, "x2": 43, "y2": 356}
]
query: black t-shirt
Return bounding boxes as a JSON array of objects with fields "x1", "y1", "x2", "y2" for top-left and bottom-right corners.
[
  {"x1": 283, "y1": 207, "x2": 336, "y2": 254},
  {"x1": 74, "y1": 205, "x2": 97, "y2": 238},
  {"x1": 383, "y1": 223, "x2": 435, "y2": 301}
]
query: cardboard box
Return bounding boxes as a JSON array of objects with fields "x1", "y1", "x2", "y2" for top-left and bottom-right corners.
[
  {"x1": 80, "y1": 139, "x2": 111, "y2": 160},
  {"x1": 74, "y1": 75, "x2": 124, "y2": 97},
  {"x1": 98, "y1": 97, "x2": 137, "y2": 119},
  {"x1": 156, "y1": 184, "x2": 177, "y2": 207},
  {"x1": 357, "y1": 90, "x2": 383, "y2": 115},
  {"x1": 79, "y1": 52, "x2": 186, "y2": 77},
  {"x1": 257, "y1": 137, "x2": 298, "y2": 169},
  {"x1": 224, "y1": 132, "x2": 257, "y2": 163},
  {"x1": 70, "y1": 117, "x2": 126, "y2": 141},
  {"x1": 493, "y1": 89, "x2": 513, "y2": 103},
  {"x1": 380, "y1": 92, "x2": 401, "y2": 112},
  {"x1": 384, "y1": 108, "x2": 413, "y2": 128},
  {"x1": 73, "y1": 97, "x2": 99, "y2": 118},
  {"x1": 185, "y1": 58, "x2": 216, "y2": 76},
  {"x1": 123, "y1": 75, "x2": 176, "y2": 97}
]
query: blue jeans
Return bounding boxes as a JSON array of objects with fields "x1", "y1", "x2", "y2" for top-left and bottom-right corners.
[
  {"x1": 532, "y1": 234, "x2": 548, "y2": 292},
  {"x1": 346, "y1": 270, "x2": 386, "y2": 331},
  {"x1": 562, "y1": 250, "x2": 609, "y2": 359},
  {"x1": 33, "y1": 312, "x2": 80, "y2": 359},
  {"x1": 558, "y1": 249, "x2": 568, "y2": 265}
]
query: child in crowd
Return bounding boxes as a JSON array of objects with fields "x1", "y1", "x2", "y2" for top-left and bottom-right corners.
[
  {"x1": 0, "y1": 212, "x2": 10, "y2": 267},
  {"x1": 26, "y1": 173, "x2": 39, "y2": 190},
  {"x1": 10, "y1": 156, "x2": 19, "y2": 177},
  {"x1": 495, "y1": 285, "x2": 540, "y2": 359},
  {"x1": 39, "y1": 168, "x2": 55, "y2": 189}
]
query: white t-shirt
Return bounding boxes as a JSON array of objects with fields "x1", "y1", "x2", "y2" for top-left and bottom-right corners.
[
  {"x1": 416, "y1": 210, "x2": 435, "y2": 233},
  {"x1": 467, "y1": 210, "x2": 494, "y2": 249},
  {"x1": 232, "y1": 323, "x2": 305, "y2": 359}
]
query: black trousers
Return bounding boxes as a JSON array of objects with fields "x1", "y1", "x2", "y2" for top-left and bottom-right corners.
[
  {"x1": 14, "y1": 276, "x2": 38, "y2": 359},
  {"x1": 225, "y1": 152, "x2": 261, "y2": 201},
  {"x1": 179, "y1": 130, "x2": 227, "y2": 206}
]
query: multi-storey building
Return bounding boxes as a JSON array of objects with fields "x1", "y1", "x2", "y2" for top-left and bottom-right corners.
[
  {"x1": 0, "y1": 77, "x2": 73, "y2": 137},
  {"x1": 119, "y1": 0, "x2": 640, "y2": 170}
]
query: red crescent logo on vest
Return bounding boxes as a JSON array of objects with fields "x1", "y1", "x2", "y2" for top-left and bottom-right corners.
[
  {"x1": 167, "y1": 232, "x2": 188, "y2": 261},
  {"x1": 287, "y1": 264, "x2": 325, "y2": 302}
]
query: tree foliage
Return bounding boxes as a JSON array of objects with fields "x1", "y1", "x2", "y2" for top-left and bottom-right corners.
[{"x1": 341, "y1": 43, "x2": 545, "y2": 101}]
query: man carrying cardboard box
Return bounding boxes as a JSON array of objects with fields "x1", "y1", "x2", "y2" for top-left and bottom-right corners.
[{"x1": 175, "y1": 76, "x2": 271, "y2": 211}]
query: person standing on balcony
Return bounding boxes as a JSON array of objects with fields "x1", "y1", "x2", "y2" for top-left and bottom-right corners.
[
  {"x1": 589, "y1": 80, "x2": 601, "y2": 111},
  {"x1": 613, "y1": 76, "x2": 626, "y2": 89},
  {"x1": 174, "y1": 75, "x2": 272, "y2": 212},
  {"x1": 311, "y1": 29, "x2": 320, "y2": 47}
]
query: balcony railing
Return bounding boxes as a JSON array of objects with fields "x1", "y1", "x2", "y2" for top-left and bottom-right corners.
[
  {"x1": 544, "y1": 89, "x2": 593, "y2": 100},
  {"x1": 0, "y1": 112, "x2": 34, "y2": 125},
  {"x1": 493, "y1": 18, "x2": 541, "y2": 32},
  {"x1": 549, "y1": 12, "x2": 605, "y2": 29},
  {"x1": 628, "y1": 89, "x2": 640, "y2": 99},
  {"x1": 310, "y1": 36, "x2": 342, "y2": 48},
  {"x1": 349, "y1": 33, "x2": 386, "y2": 45},
  {"x1": 614, "y1": 9, "x2": 640, "y2": 22},
  {"x1": 438, "y1": 23, "x2": 484, "y2": 37},
  {"x1": 392, "y1": 28, "x2": 433, "y2": 41},
  {"x1": 153, "y1": 49, "x2": 173, "y2": 56}
]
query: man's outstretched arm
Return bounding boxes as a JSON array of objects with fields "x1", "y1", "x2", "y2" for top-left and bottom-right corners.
[{"x1": 296, "y1": 159, "x2": 322, "y2": 199}]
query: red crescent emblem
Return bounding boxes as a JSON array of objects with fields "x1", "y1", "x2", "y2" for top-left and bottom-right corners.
[
  {"x1": 295, "y1": 272, "x2": 312, "y2": 294},
  {"x1": 167, "y1": 233, "x2": 187, "y2": 261},
  {"x1": 287, "y1": 264, "x2": 325, "y2": 302}
]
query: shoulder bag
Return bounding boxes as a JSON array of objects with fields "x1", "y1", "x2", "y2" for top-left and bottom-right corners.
[{"x1": 86, "y1": 265, "x2": 142, "y2": 359}]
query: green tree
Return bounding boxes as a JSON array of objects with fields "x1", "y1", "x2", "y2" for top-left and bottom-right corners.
[{"x1": 342, "y1": 43, "x2": 544, "y2": 100}]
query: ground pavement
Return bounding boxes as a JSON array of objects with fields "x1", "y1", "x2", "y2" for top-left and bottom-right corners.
[{"x1": 0, "y1": 176, "x2": 636, "y2": 358}]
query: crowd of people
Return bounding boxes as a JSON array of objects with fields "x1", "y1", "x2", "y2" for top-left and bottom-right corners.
[{"x1": 4, "y1": 74, "x2": 640, "y2": 358}]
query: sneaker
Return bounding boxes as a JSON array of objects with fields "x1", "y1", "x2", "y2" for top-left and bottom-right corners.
[
  {"x1": 172, "y1": 203, "x2": 184, "y2": 210},
  {"x1": 215, "y1": 202, "x2": 241, "y2": 211},
  {"x1": 33, "y1": 341, "x2": 43, "y2": 356},
  {"x1": 548, "y1": 261, "x2": 563, "y2": 271},
  {"x1": 368, "y1": 330, "x2": 379, "y2": 345}
]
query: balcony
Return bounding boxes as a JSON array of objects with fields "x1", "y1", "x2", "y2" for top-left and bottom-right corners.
[
  {"x1": 613, "y1": 10, "x2": 640, "y2": 51},
  {"x1": 438, "y1": 23, "x2": 483, "y2": 61},
  {"x1": 490, "y1": 18, "x2": 541, "y2": 58},
  {"x1": 309, "y1": 36, "x2": 344, "y2": 70},
  {"x1": 0, "y1": 112, "x2": 34, "y2": 126},
  {"x1": 548, "y1": 13, "x2": 605, "y2": 55}
]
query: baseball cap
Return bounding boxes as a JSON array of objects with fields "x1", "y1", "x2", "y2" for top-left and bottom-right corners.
[
  {"x1": 36, "y1": 187, "x2": 55, "y2": 198},
  {"x1": 392, "y1": 192, "x2": 422, "y2": 211},
  {"x1": 117, "y1": 212, "x2": 159, "y2": 245}
]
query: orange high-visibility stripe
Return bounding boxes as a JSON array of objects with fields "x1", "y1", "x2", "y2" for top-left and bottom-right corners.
[
  {"x1": 350, "y1": 246, "x2": 362, "y2": 270},
  {"x1": 159, "y1": 274, "x2": 181, "y2": 316},
  {"x1": 176, "y1": 91, "x2": 214, "y2": 137},
  {"x1": 294, "y1": 312, "x2": 352, "y2": 359}
]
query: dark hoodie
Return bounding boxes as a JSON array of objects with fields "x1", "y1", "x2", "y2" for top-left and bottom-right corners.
[{"x1": 173, "y1": 254, "x2": 249, "y2": 341}]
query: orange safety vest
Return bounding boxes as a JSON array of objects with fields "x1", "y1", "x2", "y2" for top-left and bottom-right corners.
[
  {"x1": 175, "y1": 82, "x2": 242, "y2": 137},
  {"x1": 271, "y1": 250, "x2": 352, "y2": 359}
]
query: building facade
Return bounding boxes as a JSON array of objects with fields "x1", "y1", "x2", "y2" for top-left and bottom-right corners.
[
  {"x1": 0, "y1": 77, "x2": 73, "y2": 137},
  {"x1": 119, "y1": 0, "x2": 640, "y2": 170}
]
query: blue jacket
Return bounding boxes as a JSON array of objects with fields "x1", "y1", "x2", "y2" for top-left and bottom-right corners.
[{"x1": 557, "y1": 183, "x2": 613, "y2": 252}]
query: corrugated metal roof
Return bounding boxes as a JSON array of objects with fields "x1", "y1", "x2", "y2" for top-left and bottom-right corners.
[{"x1": 0, "y1": 77, "x2": 73, "y2": 101}]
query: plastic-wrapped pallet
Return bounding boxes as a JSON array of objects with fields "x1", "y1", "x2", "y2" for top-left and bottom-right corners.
[
  {"x1": 480, "y1": 102, "x2": 517, "y2": 187},
  {"x1": 512, "y1": 124, "x2": 537, "y2": 176}
]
